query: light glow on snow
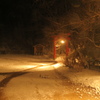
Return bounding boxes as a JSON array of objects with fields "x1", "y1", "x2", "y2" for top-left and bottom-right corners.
[
  {"x1": 52, "y1": 63, "x2": 63, "y2": 68},
  {"x1": 30, "y1": 63, "x2": 53, "y2": 71},
  {"x1": 40, "y1": 64, "x2": 47, "y2": 66},
  {"x1": 26, "y1": 65, "x2": 37, "y2": 68},
  {"x1": 34, "y1": 63, "x2": 63, "y2": 71},
  {"x1": 39, "y1": 66, "x2": 48, "y2": 69}
]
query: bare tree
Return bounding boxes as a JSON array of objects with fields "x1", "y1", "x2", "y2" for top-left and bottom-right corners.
[{"x1": 42, "y1": 0, "x2": 100, "y2": 69}]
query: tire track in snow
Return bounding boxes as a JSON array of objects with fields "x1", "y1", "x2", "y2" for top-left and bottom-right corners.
[
  {"x1": 0, "y1": 62, "x2": 56, "y2": 87},
  {"x1": 0, "y1": 64, "x2": 44, "y2": 87},
  {"x1": 35, "y1": 85, "x2": 43, "y2": 100},
  {"x1": 0, "y1": 64, "x2": 46, "y2": 100}
]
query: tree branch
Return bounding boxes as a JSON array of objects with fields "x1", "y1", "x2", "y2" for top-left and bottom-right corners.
[{"x1": 86, "y1": 37, "x2": 100, "y2": 48}]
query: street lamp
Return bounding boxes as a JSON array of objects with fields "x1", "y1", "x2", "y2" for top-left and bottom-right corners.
[
  {"x1": 52, "y1": 33, "x2": 71, "y2": 59},
  {"x1": 60, "y1": 40, "x2": 65, "y2": 44}
]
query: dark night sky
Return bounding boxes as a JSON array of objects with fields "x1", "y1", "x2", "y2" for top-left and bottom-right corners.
[
  {"x1": 0, "y1": 0, "x2": 82, "y2": 53},
  {"x1": 0, "y1": 0, "x2": 41, "y2": 45},
  {"x1": 0, "y1": 0, "x2": 77, "y2": 27},
  {"x1": 0, "y1": 0, "x2": 71, "y2": 37},
  {"x1": 0, "y1": 0, "x2": 33, "y2": 26}
]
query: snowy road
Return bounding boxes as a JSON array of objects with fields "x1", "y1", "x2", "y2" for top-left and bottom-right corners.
[{"x1": 0, "y1": 55, "x2": 100, "y2": 100}]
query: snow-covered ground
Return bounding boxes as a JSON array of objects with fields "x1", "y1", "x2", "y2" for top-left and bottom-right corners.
[
  {"x1": 0, "y1": 54, "x2": 100, "y2": 92},
  {"x1": 0, "y1": 55, "x2": 100, "y2": 97},
  {"x1": 56, "y1": 64, "x2": 100, "y2": 93}
]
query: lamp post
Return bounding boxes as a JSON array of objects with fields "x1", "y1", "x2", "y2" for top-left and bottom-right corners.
[
  {"x1": 53, "y1": 39, "x2": 65, "y2": 59},
  {"x1": 60, "y1": 39, "x2": 69, "y2": 56},
  {"x1": 52, "y1": 33, "x2": 71, "y2": 59}
]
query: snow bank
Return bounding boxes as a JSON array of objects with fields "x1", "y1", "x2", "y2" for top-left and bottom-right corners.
[{"x1": 55, "y1": 63, "x2": 100, "y2": 92}]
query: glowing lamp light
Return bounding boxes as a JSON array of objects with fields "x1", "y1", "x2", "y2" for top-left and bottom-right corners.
[{"x1": 61, "y1": 40, "x2": 65, "y2": 44}]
